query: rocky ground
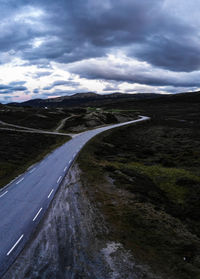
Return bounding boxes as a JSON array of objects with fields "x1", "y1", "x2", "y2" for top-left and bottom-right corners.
[{"x1": 60, "y1": 110, "x2": 134, "y2": 133}]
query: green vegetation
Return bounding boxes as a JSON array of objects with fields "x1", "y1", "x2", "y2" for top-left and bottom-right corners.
[
  {"x1": 78, "y1": 104, "x2": 200, "y2": 278},
  {"x1": 0, "y1": 103, "x2": 138, "y2": 134},
  {"x1": 0, "y1": 106, "x2": 70, "y2": 130},
  {"x1": 87, "y1": 107, "x2": 99, "y2": 112},
  {"x1": 105, "y1": 108, "x2": 141, "y2": 113},
  {"x1": 61, "y1": 109, "x2": 137, "y2": 133},
  {"x1": 1, "y1": 92, "x2": 200, "y2": 277},
  {"x1": 0, "y1": 130, "x2": 70, "y2": 188}
]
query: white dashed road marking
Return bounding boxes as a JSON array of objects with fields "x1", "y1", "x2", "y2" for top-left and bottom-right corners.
[
  {"x1": 33, "y1": 208, "x2": 42, "y2": 222},
  {"x1": 7, "y1": 234, "x2": 24, "y2": 256},
  {"x1": 29, "y1": 168, "x2": 36, "y2": 174},
  {"x1": 48, "y1": 189, "x2": 54, "y2": 199},
  {"x1": 16, "y1": 178, "x2": 24, "y2": 185},
  {"x1": 0, "y1": 191, "x2": 8, "y2": 198},
  {"x1": 57, "y1": 176, "x2": 62, "y2": 183}
]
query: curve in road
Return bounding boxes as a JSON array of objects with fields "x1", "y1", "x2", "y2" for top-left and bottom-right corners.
[{"x1": 0, "y1": 116, "x2": 149, "y2": 277}]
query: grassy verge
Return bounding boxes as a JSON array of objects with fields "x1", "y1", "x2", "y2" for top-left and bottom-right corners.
[
  {"x1": 78, "y1": 117, "x2": 200, "y2": 279},
  {"x1": 0, "y1": 130, "x2": 70, "y2": 188}
]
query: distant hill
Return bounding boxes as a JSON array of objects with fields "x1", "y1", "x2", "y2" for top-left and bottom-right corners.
[
  {"x1": 8, "y1": 92, "x2": 163, "y2": 108},
  {"x1": 162, "y1": 91, "x2": 200, "y2": 103},
  {"x1": 7, "y1": 91, "x2": 200, "y2": 108}
]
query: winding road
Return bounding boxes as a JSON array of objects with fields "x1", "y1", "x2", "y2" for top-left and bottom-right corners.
[{"x1": 0, "y1": 116, "x2": 149, "y2": 277}]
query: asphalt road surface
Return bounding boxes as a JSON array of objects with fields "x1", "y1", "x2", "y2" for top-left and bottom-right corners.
[{"x1": 0, "y1": 116, "x2": 149, "y2": 277}]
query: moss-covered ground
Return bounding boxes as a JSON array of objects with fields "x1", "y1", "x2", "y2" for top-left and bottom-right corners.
[{"x1": 78, "y1": 111, "x2": 200, "y2": 278}]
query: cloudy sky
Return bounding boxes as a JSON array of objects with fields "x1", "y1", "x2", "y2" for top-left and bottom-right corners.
[{"x1": 0, "y1": 0, "x2": 199, "y2": 103}]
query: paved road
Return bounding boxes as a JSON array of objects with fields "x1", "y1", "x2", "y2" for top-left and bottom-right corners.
[{"x1": 0, "y1": 116, "x2": 149, "y2": 277}]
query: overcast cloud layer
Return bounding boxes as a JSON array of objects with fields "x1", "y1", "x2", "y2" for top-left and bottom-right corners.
[{"x1": 0, "y1": 0, "x2": 199, "y2": 102}]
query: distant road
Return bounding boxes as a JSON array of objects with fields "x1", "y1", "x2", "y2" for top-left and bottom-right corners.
[
  {"x1": 0, "y1": 119, "x2": 71, "y2": 136},
  {"x1": 0, "y1": 127, "x2": 71, "y2": 136},
  {"x1": 0, "y1": 116, "x2": 149, "y2": 277},
  {"x1": 54, "y1": 114, "x2": 75, "y2": 132}
]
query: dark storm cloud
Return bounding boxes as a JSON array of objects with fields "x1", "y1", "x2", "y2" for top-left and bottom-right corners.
[
  {"x1": 11, "y1": 86, "x2": 27, "y2": 91},
  {"x1": 0, "y1": 4, "x2": 44, "y2": 54},
  {"x1": 0, "y1": 83, "x2": 27, "y2": 94},
  {"x1": 0, "y1": 90, "x2": 11, "y2": 95},
  {"x1": 9, "y1": 81, "x2": 26, "y2": 86},
  {"x1": 21, "y1": 0, "x2": 163, "y2": 64},
  {"x1": 67, "y1": 1, "x2": 160, "y2": 46},
  {"x1": 1, "y1": 0, "x2": 199, "y2": 71},
  {"x1": 0, "y1": 85, "x2": 10, "y2": 90},
  {"x1": 67, "y1": 60, "x2": 200, "y2": 88},
  {"x1": 43, "y1": 80, "x2": 80, "y2": 90},
  {"x1": 159, "y1": 86, "x2": 199, "y2": 94},
  {"x1": 134, "y1": 36, "x2": 200, "y2": 72},
  {"x1": 1, "y1": 0, "x2": 200, "y2": 91}
]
